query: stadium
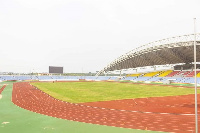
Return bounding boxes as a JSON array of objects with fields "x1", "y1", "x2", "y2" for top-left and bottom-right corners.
[{"x1": 1, "y1": 33, "x2": 200, "y2": 133}]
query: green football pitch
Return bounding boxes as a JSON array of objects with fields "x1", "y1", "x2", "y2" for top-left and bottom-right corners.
[
  {"x1": 31, "y1": 81, "x2": 200, "y2": 103},
  {"x1": 0, "y1": 81, "x2": 162, "y2": 133}
]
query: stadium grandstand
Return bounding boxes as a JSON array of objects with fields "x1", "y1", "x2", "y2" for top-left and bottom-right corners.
[
  {"x1": 96, "y1": 33, "x2": 200, "y2": 75},
  {"x1": 92, "y1": 33, "x2": 200, "y2": 84},
  {"x1": 1, "y1": 33, "x2": 200, "y2": 85},
  {"x1": 1, "y1": 69, "x2": 200, "y2": 84}
]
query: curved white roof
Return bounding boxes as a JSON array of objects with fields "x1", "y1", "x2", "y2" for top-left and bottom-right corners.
[{"x1": 97, "y1": 33, "x2": 200, "y2": 75}]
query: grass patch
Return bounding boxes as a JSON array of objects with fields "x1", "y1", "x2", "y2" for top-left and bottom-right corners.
[{"x1": 31, "y1": 81, "x2": 200, "y2": 103}]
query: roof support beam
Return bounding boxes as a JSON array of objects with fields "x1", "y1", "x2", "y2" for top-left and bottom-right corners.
[
  {"x1": 154, "y1": 51, "x2": 170, "y2": 64},
  {"x1": 170, "y1": 48, "x2": 191, "y2": 63},
  {"x1": 163, "y1": 48, "x2": 185, "y2": 63}
]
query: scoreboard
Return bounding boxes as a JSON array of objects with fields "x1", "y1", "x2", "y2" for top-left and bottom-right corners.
[{"x1": 49, "y1": 66, "x2": 63, "y2": 74}]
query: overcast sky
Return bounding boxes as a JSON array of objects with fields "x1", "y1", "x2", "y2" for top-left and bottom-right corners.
[{"x1": 0, "y1": 0, "x2": 199, "y2": 73}]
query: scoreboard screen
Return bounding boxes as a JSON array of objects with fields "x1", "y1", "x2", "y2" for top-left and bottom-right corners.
[{"x1": 49, "y1": 66, "x2": 63, "y2": 74}]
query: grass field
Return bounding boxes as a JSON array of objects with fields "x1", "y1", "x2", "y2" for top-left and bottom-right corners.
[{"x1": 31, "y1": 81, "x2": 200, "y2": 103}]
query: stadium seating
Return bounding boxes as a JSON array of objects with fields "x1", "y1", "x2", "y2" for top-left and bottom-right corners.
[
  {"x1": 148, "y1": 77, "x2": 164, "y2": 82},
  {"x1": 14, "y1": 76, "x2": 32, "y2": 80},
  {"x1": 1, "y1": 69, "x2": 200, "y2": 84},
  {"x1": 158, "y1": 70, "x2": 173, "y2": 77},
  {"x1": 196, "y1": 72, "x2": 200, "y2": 77},
  {"x1": 84, "y1": 76, "x2": 97, "y2": 80},
  {"x1": 127, "y1": 73, "x2": 141, "y2": 77},
  {"x1": 38, "y1": 76, "x2": 52, "y2": 80},
  {"x1": 186, "y1": 71, "x2": 194, "y2": 77},
  {"x1": 143, "y1": 71, "x2": 161, "y2": 77},
  {"x1": 133, "y1": 77, "x2": 150, "y2": 82},
  {"x1": 96, "y1": 76, "x2": 110, "y2": 80},
  {"x1": 108, "y1": 76, "x2": 118, "y2": 80},
  {"x1": 123, "y1": 77, "x2": 137, "y2": 80},
  {"x1": 183, "y1": 77, "x2": 194, "y2": 83},
  {"x1": 184, "y1": 77, "x2": 200, "y2": 84},
  {"x1": 51, "y1": 76, "x2": 69, "y2": 80},
  {"x1": 166, "y1": 71, "x2": 180, "y2": 77},
  {"x1": 65, "y1": 76, "x2": 79, "y2": 80},
  {"x1": 0, "y1": 76, "x2": 17, "y2": 81},
  {"x1": 175, "y1": 71, "x2": 189, "y2": 77}
]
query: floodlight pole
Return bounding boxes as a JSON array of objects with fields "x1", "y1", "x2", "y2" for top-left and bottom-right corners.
[{"x1": 194, "y1": 18, "x2": 198, "y2": 133}]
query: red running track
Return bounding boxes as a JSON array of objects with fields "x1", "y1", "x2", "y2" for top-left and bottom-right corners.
[
  {"x1": 12, "y1": 82, "x2": 200, "y2": 133},
  {"x1": 82, "y1": 94, "x2": 200, "y2": 115},
  {"x1": 0, "y1": 85, "x2": 6, "y2": 94}
]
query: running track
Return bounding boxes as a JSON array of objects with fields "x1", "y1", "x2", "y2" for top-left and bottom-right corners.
[
  {"x1": 0, "y1": 85, "x2": 6, "y2": 94},
  {"x1": 12, "y1": 82, "x2": 200, "y2": 133}
]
